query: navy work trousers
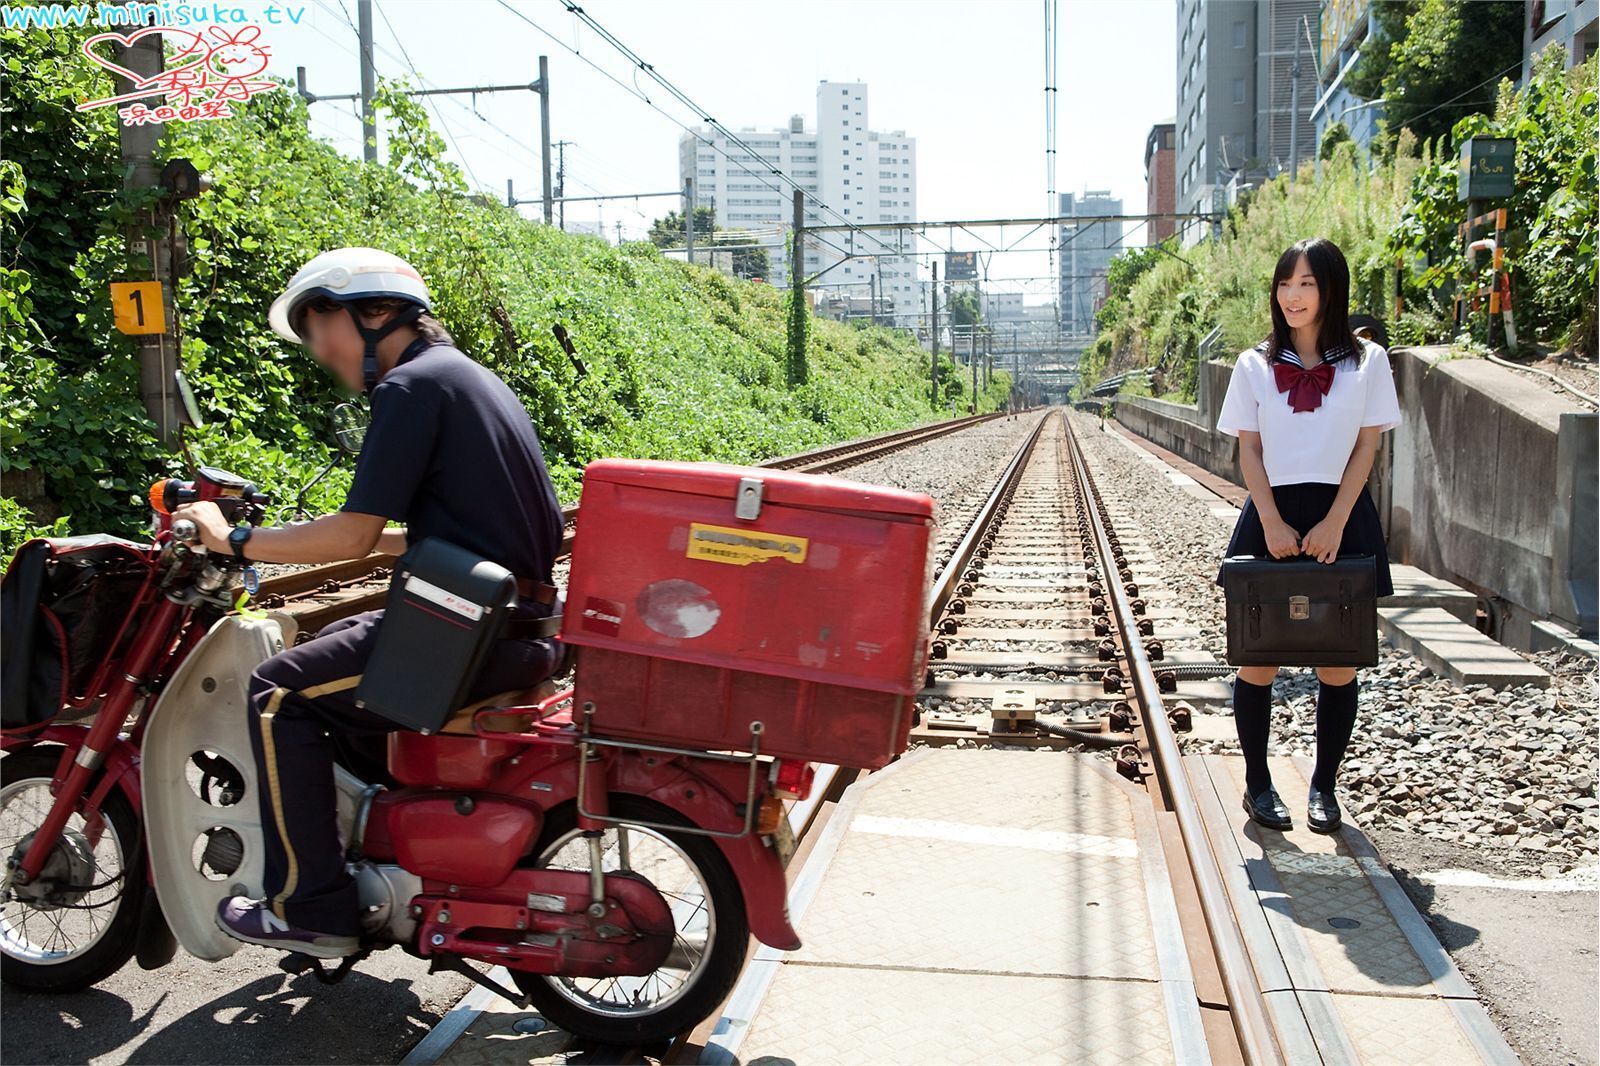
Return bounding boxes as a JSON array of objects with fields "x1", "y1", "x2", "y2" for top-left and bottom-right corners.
[{"x1": 244, "y1": 606, "x2": 562, "y2": 935}]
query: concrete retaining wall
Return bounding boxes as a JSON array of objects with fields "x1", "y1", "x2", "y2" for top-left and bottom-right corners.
[{"x1": 1110, "y1": 347, "x2": 1598, "y2": 646}]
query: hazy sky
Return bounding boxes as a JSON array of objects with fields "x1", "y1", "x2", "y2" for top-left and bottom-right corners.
[{"x1": 256, "y1": 0, "x2": 1177, "y2": 300}]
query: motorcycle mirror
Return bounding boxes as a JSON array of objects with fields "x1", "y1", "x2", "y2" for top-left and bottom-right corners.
[
  {"x1": 174, "y1": 370, "x2": 205, "y2": 429},
  {"x1": 331, "y1": 403, "x2": 368, "y2": 454}
]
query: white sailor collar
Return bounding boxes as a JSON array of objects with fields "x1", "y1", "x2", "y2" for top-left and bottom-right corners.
[{"x1": 1254, "y1": 338, "x2": 1359, "y2": 367}]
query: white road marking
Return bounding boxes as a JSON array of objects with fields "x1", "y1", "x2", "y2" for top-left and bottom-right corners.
[
  {"x1": 850, "y1": 814, "x2": 1138, "y2": 858},
  {"x1": 1417, "y1": 864, "x2": 1599, "y2": 894}
]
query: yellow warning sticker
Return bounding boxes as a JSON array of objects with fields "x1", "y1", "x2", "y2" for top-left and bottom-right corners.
[{"x1": 686, "y1": 523, "x2": 809, "y2": 567}]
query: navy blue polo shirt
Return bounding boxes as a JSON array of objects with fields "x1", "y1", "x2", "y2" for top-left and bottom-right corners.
[{"x1": 341, "y1": 342, "x2": 564, "y2": 584}]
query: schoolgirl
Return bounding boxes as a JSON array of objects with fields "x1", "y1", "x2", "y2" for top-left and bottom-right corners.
[{"x1": 1213, "y1": 237, "x2": 1403, "y2": 833}]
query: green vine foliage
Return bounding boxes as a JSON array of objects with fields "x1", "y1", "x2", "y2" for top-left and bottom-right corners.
[
  {"x1": 1388, "y1": 50, "x2": 1597, "y2": 353},
  {"x1": 1, "y1": 28, "x2": 1006, "y2": 555}
]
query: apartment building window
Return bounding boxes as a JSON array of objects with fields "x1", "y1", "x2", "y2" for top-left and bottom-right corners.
[
  {"x1": 1233, "y1": 77, "x2": 1245, "y2": 104},
  {"x1": 1233, "y1": 20, "x2": 1245, "y2": 47},
  {"x1": 1197, "y1": 87, "x2": 1205, "y2": 116}
]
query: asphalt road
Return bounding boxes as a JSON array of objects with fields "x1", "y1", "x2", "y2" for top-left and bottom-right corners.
[{"x1": 1, "y1": 946, "x2": 470, "y2": 1065}]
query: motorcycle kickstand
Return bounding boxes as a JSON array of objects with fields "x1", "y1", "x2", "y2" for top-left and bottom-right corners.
[
  {"x1": 426, "y1": 955, "x2": 531, "y2": 1009},
  {"x1": 279, "y1": 948, "x2": 372, "y2": 985}
]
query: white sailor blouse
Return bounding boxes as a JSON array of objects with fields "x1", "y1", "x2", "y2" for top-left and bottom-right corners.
[{"x1": 1215, "y1": 337, "x2": 1402, "y2": 486}]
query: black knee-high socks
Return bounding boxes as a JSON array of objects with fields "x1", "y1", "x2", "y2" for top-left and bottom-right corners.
[
  {"x1": 1311, "y1": 677, "x2": 1359, "y2": 793},
  {"x1": 1231, "y1": 676, "x2": 1274, "y2": 798},
  {"x1": 1231, "y1": 675, "x2": 1361, "y2": 798}
]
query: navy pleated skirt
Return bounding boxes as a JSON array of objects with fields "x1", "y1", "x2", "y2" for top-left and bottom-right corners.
[{"x1": 1215, "y1": 482, "x2": 1395, "y2": 599}]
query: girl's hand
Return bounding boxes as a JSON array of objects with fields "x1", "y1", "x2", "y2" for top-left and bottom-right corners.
[
  {"x1": 1302, "y1": 517, "x2": 1345, "y2": 563},
  {"x1": 1263, "y1": 518, "x2": 1302, "y2": 558}
]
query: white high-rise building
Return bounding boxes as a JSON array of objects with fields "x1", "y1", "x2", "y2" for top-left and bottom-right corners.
[{"x1": 679, "y1": 81, "x2": 919, "y2": 327}]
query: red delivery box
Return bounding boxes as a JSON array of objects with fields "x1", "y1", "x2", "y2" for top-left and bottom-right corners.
[{"x1": 561, "y1": 458, "x2": 936, "y2": 769}]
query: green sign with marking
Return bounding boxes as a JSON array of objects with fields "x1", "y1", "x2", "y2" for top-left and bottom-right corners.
[{"x1": 1458, "y1": 137, "x2": 1516, "y2": 201}]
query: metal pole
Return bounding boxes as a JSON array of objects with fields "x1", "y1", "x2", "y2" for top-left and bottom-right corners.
[
  {"x1": 931, "y1": 261, "x2": 940, "y2": 406},
  {"x1": 970, "y1": 325, "x2": 978, "y2": 412},
  {"x1": 685, "y1": 177, "x2": 695, "y2": 265},
  {"x1": 1288, "y1": 24, "x2": 1300, "y2": 183},
  {"x1": 869, "y1": 274, "x2": 878, "y2": 326},
  {"x1": 539, "y1": 55, "x2": 553, "y2": 224},
  {"x1": 556, "y1": 140, "x2": 569, "y2": 230},
  {"x1": 791, "y1": 190, "x2": 804, "y2": 288},
  {"x1": 357, "y1": 0, "x2": 377, "y2": 164}
]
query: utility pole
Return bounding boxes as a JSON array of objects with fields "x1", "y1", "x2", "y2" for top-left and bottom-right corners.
[
  {"x1": 684, "y1": 177, "x2": 695, "y2": 264},
  {"x1": 113, "y1": 27, "x2": 185, "y2": 447},
  {"x1": 792, "y1": 189, "x2": 804, "y2": 286},
  {"x1": 930, "y1": 261, "x2": 940, "y2": 406},
  {"x1": 357, "y1": 0, "x2": 377, "y2": 163},
  {"x1": 539, "y1": 55, "x2": 553, "y2": 223},
  {"x1": 615, "y1": 221, "x2": 623, "y2": 245},
  {"x1": 970, "y1": 326, "x2": 978, "y2": 413},
  {"x1": 869, "y1": 274, "x2": 877, "y2": 326},
  {"x1": 555, "y1": 140, "x2": 573, "y2": 230},
  {"x1": 1288, "y1": 24, "x2": 1301, "y2": 183}
]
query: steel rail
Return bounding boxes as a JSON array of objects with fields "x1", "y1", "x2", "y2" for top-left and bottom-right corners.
[
  {"x1": 1060, "y1": 415, "x2": 1284, "y2": 1066},
  {"x1": 760, "y1": 412, "x2": 1001, "y2": 473},
  {"x1": 924, "y1": 412, "x2": 1051, "y2": 628}
]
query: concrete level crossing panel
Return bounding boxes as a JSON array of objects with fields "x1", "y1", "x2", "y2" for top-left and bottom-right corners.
[
  {"x1": 1188, "y1": 752, "x2": 1519, "y2": 1066},
  {"x1": 703, "y1": 749, "x2": 1210, "y2": 1065}
]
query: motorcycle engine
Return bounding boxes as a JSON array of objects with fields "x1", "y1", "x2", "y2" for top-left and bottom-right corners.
[{"x1": 352, "y1": 860, "x2": 423, "y2": 941}]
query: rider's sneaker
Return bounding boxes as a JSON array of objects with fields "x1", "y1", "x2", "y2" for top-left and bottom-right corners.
[{"x1": 216, "y1": 895, "x2": 359, "y2": 958}]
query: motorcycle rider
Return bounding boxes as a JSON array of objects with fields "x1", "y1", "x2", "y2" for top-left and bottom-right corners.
[{"x1": 172, "y1": 248, "x2": 566, "y2": 958}]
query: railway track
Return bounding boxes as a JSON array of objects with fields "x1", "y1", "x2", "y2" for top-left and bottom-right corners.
[
  {"x1": 904, "y1": 409, "x2": 1273, "y2": 1062},
  {"x1": 255, "y1": 411, "x2": 1008, "y2": 641}
]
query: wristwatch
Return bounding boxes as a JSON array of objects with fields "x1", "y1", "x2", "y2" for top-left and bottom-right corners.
[{"x1": 227, "y1": 524, "x2": 253, "y2": 562}]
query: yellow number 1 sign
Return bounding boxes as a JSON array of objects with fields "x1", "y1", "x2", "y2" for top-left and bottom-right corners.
[{"x1": 110, "y1": 281, "x2": 165, "y2": 335}]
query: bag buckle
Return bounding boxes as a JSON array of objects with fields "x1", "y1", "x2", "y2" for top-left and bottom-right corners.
[{"x1": 1288, "y1": 595, "x2": 1310, "y2": 620}]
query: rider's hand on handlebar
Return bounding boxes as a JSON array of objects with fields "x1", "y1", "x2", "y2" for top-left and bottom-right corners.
[{"x1": 171, "y1": 501, "x2": 232, "y2": 554}]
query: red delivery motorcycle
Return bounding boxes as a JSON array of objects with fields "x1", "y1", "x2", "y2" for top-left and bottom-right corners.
[{"x1": 1, "y1": 381, "x2": 935, "y2": 1044}]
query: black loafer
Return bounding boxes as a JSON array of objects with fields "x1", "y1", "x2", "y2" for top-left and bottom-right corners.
[
  {"x1": 1307, "y1": 789, "x2": 1342, "y2": 833},
  {"x1": 1242, "y1": 787, "x2": 1292, "y2": 831}
]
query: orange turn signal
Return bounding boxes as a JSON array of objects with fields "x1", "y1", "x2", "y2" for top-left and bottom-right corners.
[
  {"x1": 148, "y1": 479, "x2": 173, "y2": 515},
  {"x1": 756, "y1": 794, "x2": 786, "y2": 836}
]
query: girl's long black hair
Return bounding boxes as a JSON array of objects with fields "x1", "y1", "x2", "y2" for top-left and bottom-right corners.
[{"x1": 1264, "y1": 237, "x2": 1363, "y2": 367}]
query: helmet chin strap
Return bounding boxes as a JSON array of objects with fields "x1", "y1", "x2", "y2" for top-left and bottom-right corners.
[{"x1": 348, "y1": 305, "x2": 427, "y2": 394}]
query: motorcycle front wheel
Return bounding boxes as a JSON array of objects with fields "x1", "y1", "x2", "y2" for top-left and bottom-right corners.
[
  {"x1": 0, "y1": 748, "x2": 146, "y2": 991},
  {"x1": 512, "y1": 794, "x2": 750, "y2": 1046}
]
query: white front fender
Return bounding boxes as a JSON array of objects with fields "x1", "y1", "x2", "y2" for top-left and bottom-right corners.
[{"x1": 143, "y1": 611, "x2": 369, "y2": 962}]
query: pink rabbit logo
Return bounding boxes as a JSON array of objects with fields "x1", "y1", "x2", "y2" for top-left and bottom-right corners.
[{"x1": 203, "y1": 26, "x2": 274, "y2": 99}]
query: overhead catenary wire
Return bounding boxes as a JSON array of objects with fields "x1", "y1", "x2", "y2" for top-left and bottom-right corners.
[{"x1": 492, "y1": 0, "x2": 903, "y2": 265}]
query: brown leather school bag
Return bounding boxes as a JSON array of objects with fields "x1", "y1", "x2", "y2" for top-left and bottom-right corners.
[{"x1": 1220, "y1": 554, "x2": 1379, "y2": 666}]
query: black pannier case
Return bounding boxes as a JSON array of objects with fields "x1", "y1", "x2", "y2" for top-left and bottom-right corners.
[{"x1": 355, "y1": 537, "x2": 518, "y2": 733}]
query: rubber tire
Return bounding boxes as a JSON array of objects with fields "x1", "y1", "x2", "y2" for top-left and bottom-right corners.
[
  {"x1": 511, "y1": 794, "x2": 750, "y2": 1045},
  {"x1": 0, "y1": 749, "x2": 146, "y2": 992}
]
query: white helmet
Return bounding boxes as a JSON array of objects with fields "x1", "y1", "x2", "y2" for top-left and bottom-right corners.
[{"x1": 268, "y1": 247, "x2": 431, "y2": 343}]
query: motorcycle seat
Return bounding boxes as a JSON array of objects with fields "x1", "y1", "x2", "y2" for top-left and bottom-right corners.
[{"x1": 436, "y1": 679, "x2": 563, "y2": 736}]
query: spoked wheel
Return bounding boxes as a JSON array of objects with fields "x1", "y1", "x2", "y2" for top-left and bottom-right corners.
[
  {"x1": 0, "y1": 749, "x2": 145, "y2": 991},
  {"x1": 512, "y1": 795, "x2": 749, "y2": 1045}
]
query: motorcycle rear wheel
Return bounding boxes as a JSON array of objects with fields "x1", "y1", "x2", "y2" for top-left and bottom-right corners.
[
  {"x1": 0, "y1": 749, "x2": 146, "y2": 991},
  {"x1": 511, "y1": 794, "x2": 749, "y2": 1046}
]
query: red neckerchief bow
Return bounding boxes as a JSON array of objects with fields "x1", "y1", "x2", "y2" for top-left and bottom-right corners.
[{"x1": 1272, "y1": 359, "x2": 1335, "y2": 413}]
